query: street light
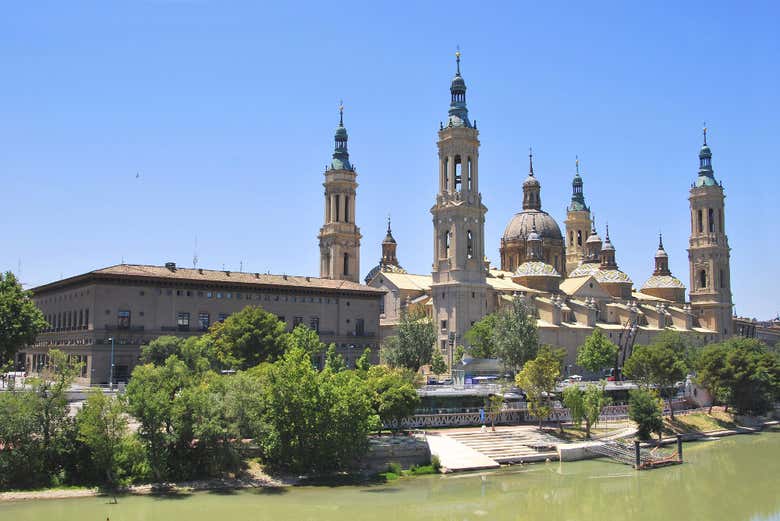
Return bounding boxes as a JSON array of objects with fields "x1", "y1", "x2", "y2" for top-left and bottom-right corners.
[{"x1": 108, "y1": 337, "x2": 115, "y2": 390}]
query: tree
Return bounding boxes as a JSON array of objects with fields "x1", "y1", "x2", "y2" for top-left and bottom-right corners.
[
  {"x1": 209, "y1": 306, "x2": 288, "y2": 369},
  {"x1": 581, "y1": 382, "x2": 611, "y2": 439},
  {"x1": 355, "y1": 347, "x2": 373, "y2": 372},
  {"x1": 386, "y1": 308, "x2": 436, "y2": 371},
  {"x1": 76, "y1": 390, "x2": 128, "y2": 486},
  {"x1": 261, "y1": 346, "x2": 372, "y2": 472},
  {"x1": 515, "y1": 347, "x2": 562, "y2": 429},
  {"x1": 453, "y1": 344, "x2": 466, "y2": 363},
  {"x1": 380, "y1": 335, "x2": 402, "y2": 368},
  {"x1": 140, "y1": 335, "x2": 185, "y2": 366},
  {"x1": 324, "y1": 343, "x2": 346, "y2": 372},
  {"x1": 487, "y1": 392, "x2": 504, "y2": 431},
  {"x1": 0, "y1": 271, "x2": 47, "y2": 365},
  {"x1": 365, "y1": 365, "x2": 420, "y2": 432},
  {"x1": 285, "y1": 324, "x2": 325, "y2": 356},
  {"x1": 562, "y1": 385, "x2": 585, "y2": 429},
  {"x1": 577, "y1": 329, "x2": 618, "y2": 375},
  {"x1": 628, "y1": 389, "x2": 663, "y2": 441},
  {"x1": 624, "y1": 338, "x2": 688, "y2": 419},
  {"x1": 465, "y1": 314, "x2": 498, "y2": 358},
  {"x1": 493, "y1": 297, "x2": 539, "y2": 373},
  {"x1": 696, "y1": 342, "x2": 733, "y2": 413},
  {"x1": 430, "y1": 349, "x2": 448, "y2": 376}
]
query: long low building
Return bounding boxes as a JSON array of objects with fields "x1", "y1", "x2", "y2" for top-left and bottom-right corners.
[{"x1": 23, "y1": 262, "x2": 385, "y2": 384}]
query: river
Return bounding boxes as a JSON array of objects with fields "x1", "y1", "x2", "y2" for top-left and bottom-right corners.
[{"x1": 2, "y1": 432, "x2": 778, "y2": 521}]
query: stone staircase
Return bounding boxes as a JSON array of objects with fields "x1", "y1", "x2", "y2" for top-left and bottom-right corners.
[{"x1": 444, "y1": 428, "x2": 560, "y2": 464}]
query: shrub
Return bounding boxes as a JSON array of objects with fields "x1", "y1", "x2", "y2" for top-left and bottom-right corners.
[{"x1": 629, "y1": 389, "x2": 664, "y2": 440}]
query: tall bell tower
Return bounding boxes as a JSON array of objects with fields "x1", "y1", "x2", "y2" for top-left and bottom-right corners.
[
  {"x1": 431, "y1": 50, "x2": 490, "y2": 367},
  {"x1": 318, "y1": 105, "x2": 361, "y2": 283},
  {"x1": 564, "y1": 157, "x2": 591, "y2": 275},
  {"x1": 687, "y1": 127, "x2": 732, "y2": 337}
]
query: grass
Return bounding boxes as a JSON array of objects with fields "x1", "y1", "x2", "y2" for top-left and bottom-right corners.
[
  {"x1": 376, "y1": 461, "x2": 439, "y2": 482},
  {"x1": 548, "y1": 425, "x2": 620, "y2": 442},
  {"x1": 663, "y1": 410, "x2": 738, "y2": 435}
]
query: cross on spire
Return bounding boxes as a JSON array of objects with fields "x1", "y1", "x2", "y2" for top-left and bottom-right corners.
[
  {"x1": 339, "y1": 100, "x2": 344, "y2": 126},
  {"x1": 529, "y1": 147, "x2": 534, "y2": 175},
  {"x1": 659, "y1": 232, "x2": 664, "y2": 249},
  {"x1": 455, "y1": 45, "x2": 461, "y2": 75},
  {"x1": 575, "y1": 155, "x2": 580, "y2": 175},
  {"x1": 703, "y1": 122, "x2": 707, "y2": 145}
]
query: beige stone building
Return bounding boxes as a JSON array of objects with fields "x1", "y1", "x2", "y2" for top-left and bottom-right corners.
[
  {"x1": 366, "y1": 54, "x2": 734, "y2": 373},
  {"x1": 26, "y1": 264, "x2": 383, "y2": 385}
]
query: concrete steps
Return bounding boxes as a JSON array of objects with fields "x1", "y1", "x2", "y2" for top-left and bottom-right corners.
[{"x1": 445, "y1": 430, "x2": 559, "y2": 463}]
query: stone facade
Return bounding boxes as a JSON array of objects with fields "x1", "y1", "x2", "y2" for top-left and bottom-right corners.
[{"x1": 26, "y1": 264, "x2": 384, "y2": 384}]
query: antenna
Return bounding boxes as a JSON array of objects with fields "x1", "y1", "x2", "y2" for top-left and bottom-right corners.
[
  {"x1": 239, "y1": 260, "x2": 243, "y2": 273},
  {"x1": 193, "y1": 236, "x2": 199, "y2": 268}
]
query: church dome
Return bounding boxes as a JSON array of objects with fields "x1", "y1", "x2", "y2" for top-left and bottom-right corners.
[
  {"x1": 503, "y1": 210, "x2": 563, "y2": 242},
  {"x1": 513, "y1": 261, "x2": 560, "y2": 278},
  {"x1": 523, "y1": 173, "x2": 540, "y2": 187},
  {"x1": 641, "y1": 274, "x2": 685, "y2": 290}
]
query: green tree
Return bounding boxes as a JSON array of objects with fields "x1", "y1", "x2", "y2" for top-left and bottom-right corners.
[
  {"x1": 562, "y1": 385, "x2": 585, "y2": 429},
  {"x1": 577, "y1": 329, "x2": 618, "y2": 374},
  {"x1": 453, "y1": 344, "x2": 466, "y2": 363},
  {"x1": 0, "y1": 386, "x2": 45, "y2": 488},
  {"x1": 355, "y1": 347, "x2": 373, "y2": 372},
  {"x1": 0, "y1": 271, "x2": 47, "y2": 365},
  {"x1": 76, "y1": 390, "x2": 128, "y2": 486},
  {"x1": 493, "y1": 297, "x2": 539, "y2": 373},
  {"x1": 515, "y1": 347, "x2": 562, "y2": 429},
  {"x1": 209, "y1": 305, "x2": 287, "y2": 369},
  {"x1": 430, "y1": 348, "x2": 448, "y2": 376},
  {"x1": 286, "y1": 324, "x2": 325, "y2": 356},
  {"x1": 465, "y1": 314, "x2": 498, "y2": 358},
  {"x1": 696, "y1": 342, "x2": 733, "y2": 413},
  {"x1": 487, "y1": 392, "x2": 504, "y2": 431},
  {"x1": 388, "y1": 308, "x2": 437, "y2": 371},
  {"x1": 365, "y1": 365, "x2": 420, "y2": 431},
  {"x1": 582, "y1": 382, "x2": 611, "y2": 439},
  {"x1": 380, "y1": 335, "x2": 402, "y2": 368},
  {"x1": 140, "y1": 335, "x2": 185, "y2": 366},
  {"x1": 324, "y1": 343, "x2": 346, "y2": 372},
  {"x1": 624, "y1": 338, "x2": 688, "y2": 419},
  {"x1": 628, "y1": 388, "x2": 664, "y2": 440},
  {"x1": 261, "y1": 346, "x2": 372, "y2": 472}
]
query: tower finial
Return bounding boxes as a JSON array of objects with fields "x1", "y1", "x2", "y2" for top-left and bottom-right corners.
[
  {"x1": 339, "y1": 100, "x2": 344, "y2": 127},
  {"x1": 605, "y1": 222, "x2": 610, "y2": 241},
  {"x1": 455, "y1": 45, "x2": 461, "y2": 75},
  {"x1": 575, "y1": 155, "x2": 579, "y2": 175},
  {"x1": 659, "y1": 232, "x2": 664, "y2": 249},
  {"x1": 529, "y1": 147, "x2": 534, "y2": 175},
  {"x1": 703, "y1": 122, "x2": 707, "y2": 145},
  {"x1": 387, "y1": 214, "x2": 391, "y2": 234}
]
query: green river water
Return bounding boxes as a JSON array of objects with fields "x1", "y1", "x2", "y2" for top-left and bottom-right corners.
[{"x1": 2, "y1": 432, "x2": 778, "y2": 521}]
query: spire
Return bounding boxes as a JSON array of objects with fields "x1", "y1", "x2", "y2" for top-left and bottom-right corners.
[
  {"x1": 600, "y1": 223, "x2": 617, "y2": 268},
  {"x1": 330, "y1": 102, "x2": 352, "y2": 171},
  {"x1": 526, "y1": 215, "x2": 542, "y2": 260},
  {"x1": 522, "y1": 147, "x2": 542, "y2": 210},
  {"x1": 383, "y1": 215, "x2": 395, "y2": 243},
  {"x1": 695, "y1": 123, "x2": 716, "y2": 186},
  {"x1": 653, "y1": 232, "x2": 671, "y2": 275},
  {"x1": 569, "y1": 155, "x2": 588, "y2": 211},
  {"x1": 446, "y1": 48, "x2": 471, "y2": 128},
  {"x1": 381, "y1": 216, "x2": 399, "y2": 267}
]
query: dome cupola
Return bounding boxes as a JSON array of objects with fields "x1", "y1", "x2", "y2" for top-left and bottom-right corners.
[
  {"x1": 330, "y1": 103, "x2": 353, "y2": 171},
  {"x1": 447, "y1": 49, "x2": 471, "y2": 128}
]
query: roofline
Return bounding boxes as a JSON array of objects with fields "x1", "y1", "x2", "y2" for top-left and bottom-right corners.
[{"x1": 30, "y1": 264, "x2": 386, "y2": 298}]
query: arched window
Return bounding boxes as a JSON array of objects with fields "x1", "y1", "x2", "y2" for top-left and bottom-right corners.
[
  {"x1": 569, "y1": 231, "x2": 574, "y2": 246},
  {"x1": 708, "y1": 208, "x2": 714, "y2": 233},
  {"x1": 443, "y1": 157, "x2": 449, "y2": 191},
  {"x1": 697, "y1": 209, "x2": 703, "y2": 233},
  {"x1": 467, "y1": 230, "x2": 474, "y2": 259},
  {"x1": 335, "y1": 195, "x2": 340, "y2": 222},
  {"x1": 719, "y1": 209, "x2": 723, "y2": 233},
  {"x1": 454, "y1": 156, "x2": 462, "y2": 191},
  {"x1": 344, "y1": 196, "x2": 350, "y2": 223},
  {"x1": 720, "y1": 269, "x2": 725, "y2": 289},
  {"x1": 700, "y1": 269, "x2": 707, "y2": 289},
  {"x1": 577, "y1": 230, "x2": 582, "y2": 246},
  {"x1": 343, "y1": 253, "x2": 349, "y2": 276},
  {"x1": 467, "y1": 157, "x2": 473, "y2": 191},
  {"x1": 445, "y1": 231, "x2": 451, "y2": 257}
]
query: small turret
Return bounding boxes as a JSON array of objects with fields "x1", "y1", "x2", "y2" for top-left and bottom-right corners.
[
  {"x1": 522, "y1": 148, "x2": 542, "y2": 210},
  {"x1": 330, "y1": 103, "x2": 352, "y2": 171}
]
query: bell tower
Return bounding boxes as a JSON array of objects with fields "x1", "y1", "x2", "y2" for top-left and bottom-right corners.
[
  {"x1": 431, "y1": 50, "x2": 490, "y2": 368},
  {"x1": 564, "y1": 157, "x2": 591, "y2": 275},
  {"x1": 687, "y1": 127, "x2": 732, "y2": 337},
  {"x1": 318, "y1": 104, "x2": 361, "y2": 283}
]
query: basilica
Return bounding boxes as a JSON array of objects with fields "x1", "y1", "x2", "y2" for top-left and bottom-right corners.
[{"x1": 319, "y1": 52, "x2": 734, "y2": 371}]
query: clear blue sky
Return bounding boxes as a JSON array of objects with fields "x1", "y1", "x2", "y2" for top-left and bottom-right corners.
[{"x1": 1, "y1": 1, "x2": 777, "y2": 320}]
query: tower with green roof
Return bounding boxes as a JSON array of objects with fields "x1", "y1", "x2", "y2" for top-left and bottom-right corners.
[
  {"x1": 318, "y1": 104, "x2": 361, "y2": 283},
  {"x1": 430, "y1": 50, "x2": 490, "y2": 370},
  {"x1": 687, "y1": 127, "x2": 732, "y2": 337},
  {"x1": 564, "y1": 157, "x2": 592, "y2": 275}
]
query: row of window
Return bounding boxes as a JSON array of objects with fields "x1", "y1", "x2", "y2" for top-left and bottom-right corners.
[
  {"x1": 37, "y1": 290, "x2": 90, "y2": 305},
  {"x1": 44, "y1": 309, "x2": 89, "y2": 332},
  {"x1": 696, "y1": 207, "x2": 723, "y2": 234},
  {"x1": 147, "y1": 288, "x2": 344, "y2": 305}
]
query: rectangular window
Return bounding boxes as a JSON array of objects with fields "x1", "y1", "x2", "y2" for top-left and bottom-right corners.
[
  {"x1": 217, "y1": 292, "x2": 223, "y2": 299},
  {"x1": 198, "y1": 312, "x2": 210, "y2": 331},
  {"x1": 708, "y1": 208, "x2": 715, "y2": 233},
  {"x1": 355, "y1": 318, "x2": 364, "y2": 336},
  {"x1": 207, "y1": 291, "x2": 213, "y2": 299},
  {"x1": 293, "y1": 316, "x2": 304, "y2": 327},
  {"x1": 118, "y1": 310, "x2": 131, "y2": 329},
  {"x1": 440, "y1": 319, "x2": 448, "y2": 331},
  {"x1": 177, "y1": 312, "x2": 190, "y2": 331},
  {"x1": 310, "y1": 316, "x2": 320, "y2": 332},
  {"x1": 218, "y1": 313, "x2": 228, "y2": 322},
  {"x1": 84, "y1": 309, "x2": 89, "y2": 329}
]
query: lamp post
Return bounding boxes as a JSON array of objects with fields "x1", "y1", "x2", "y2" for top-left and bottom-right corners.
[{"x1": 108, "y1": 337, "x2": 115, "y2": 390}]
